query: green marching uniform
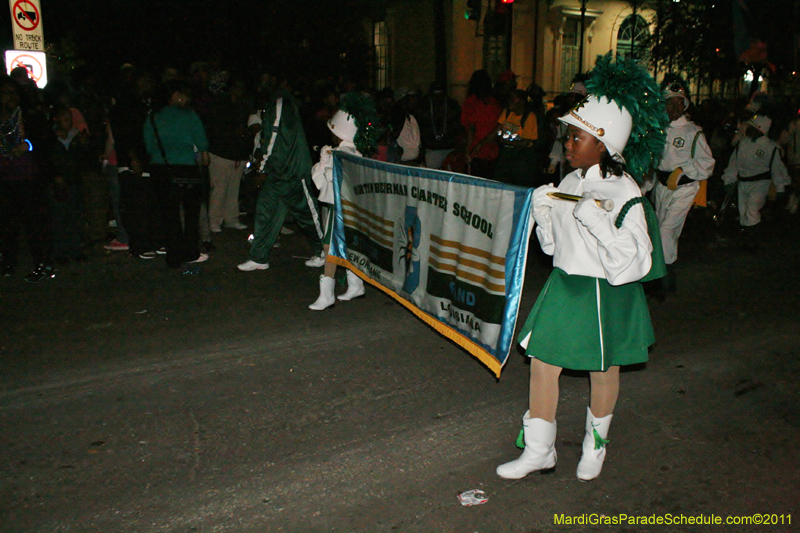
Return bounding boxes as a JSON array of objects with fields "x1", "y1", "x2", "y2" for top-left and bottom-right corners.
[
  {"x1": 496, "y1": 53, "x2": 669, "y2": 484},
  {"x1": 249, "y1": 90, "x2": 324, "y2": 264},
  {"x1": 518, "y1": 193, "x2": 664, "y2": 372},
  {"x1": 518, "y1": 165, "x2": 663, "y2": 373}
]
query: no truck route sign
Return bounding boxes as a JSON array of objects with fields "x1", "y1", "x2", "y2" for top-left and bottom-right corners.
[{"x1": 8, "y1": 0, "x2": 44, "y2": 51}]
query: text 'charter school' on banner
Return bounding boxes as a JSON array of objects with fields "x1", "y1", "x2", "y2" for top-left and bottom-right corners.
[{"x1": 328, "y1": 152, "x2": 534, "y2": 377}]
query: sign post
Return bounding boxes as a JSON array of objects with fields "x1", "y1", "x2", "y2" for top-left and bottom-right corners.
[
  {"x1": 6, "y1": 0, "x2": 46, "y2": 87},
  {"x1": 5, "y1": 50, "x2": 47, "y2": 87},
  {"x1": 8, "y1": 0, "x2": 44, "y2": 51}
]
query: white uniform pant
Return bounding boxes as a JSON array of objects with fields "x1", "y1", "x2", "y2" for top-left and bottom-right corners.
[
  {"x1": 737, "y1": 180, "x2": 771, "y2": 227},
  {"x1": 208, "y1": 153, "x2": 245, "y2": 229},
  {"x1": 655, "y1": 181, "x2": 699, "y2": 265}
]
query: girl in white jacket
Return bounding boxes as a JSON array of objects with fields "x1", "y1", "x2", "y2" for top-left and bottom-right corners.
[
  {"x1": 307, "y1": 94, "x2": 380, "y2": 310},
  {"x1": 496, "y1": 54, "x2": 667, "y2": 482}
]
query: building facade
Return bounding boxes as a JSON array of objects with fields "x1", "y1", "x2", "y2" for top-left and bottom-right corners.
[{"x1": 371, "y1": 0, "x2": 656, "y2": 101}]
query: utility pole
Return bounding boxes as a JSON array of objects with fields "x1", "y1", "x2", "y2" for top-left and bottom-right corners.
[
  {"x1": 433, "y1": 0, "x2": 447, "y2": 84},
  {"x1": 631, "y1": 0, "x2": 638, "y2": 60},
  {"x1": 578, "y1": 0, "x2": 587, "y2": 72}
]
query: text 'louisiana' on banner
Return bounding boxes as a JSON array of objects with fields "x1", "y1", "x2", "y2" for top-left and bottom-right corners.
[{"x1": 329, "y1": 152, "x2": 534, "y2": 377}]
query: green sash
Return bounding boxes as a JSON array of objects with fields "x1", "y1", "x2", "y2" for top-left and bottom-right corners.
[{"x1": 615, "y1": 196, "x2": 666, "y2": 282}]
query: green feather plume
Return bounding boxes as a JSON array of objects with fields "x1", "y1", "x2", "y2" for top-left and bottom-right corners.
[
  {"x1": 585, "y1": 53, "x2": 669, "y2": 184},
  {"x1": 337, "y1": 92, "x2": 382, "y2": 156}
]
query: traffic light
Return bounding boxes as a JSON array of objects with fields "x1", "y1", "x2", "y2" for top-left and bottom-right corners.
[
  {"x1": 495, "y1": 0, "x2": 514, "y2": 14},
  {"x1": 465, "y1": 0, "x2": 481, "y2": 21}
]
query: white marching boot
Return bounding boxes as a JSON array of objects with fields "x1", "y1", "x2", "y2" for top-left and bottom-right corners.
[
  {"x1": 309, "y1": 275, "x2": 336, "y2": 311},
  {"x1": 337, "y1": 270, "x2": 365, "y2": 301},
  {"x1": 576, "y1": 407, "x2": 613, "y2": 482},
  {"x1": 496, "y1": 411, "x2": 557, "y2": 479}
]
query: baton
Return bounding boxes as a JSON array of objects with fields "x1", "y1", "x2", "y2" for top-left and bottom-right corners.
[{"x1": 548, "y1": 192, "x2": 615, "y2": 212}]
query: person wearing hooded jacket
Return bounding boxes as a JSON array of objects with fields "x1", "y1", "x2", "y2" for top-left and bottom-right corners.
[{"x1": 237, "y1": 88, "x2": 324, "y2": 272}]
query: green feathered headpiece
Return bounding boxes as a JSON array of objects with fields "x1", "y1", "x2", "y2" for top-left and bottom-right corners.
[
  {"x1": 585, "y1": 53, "x2": 669, "y2": 183},
  {"x1": 337, "y1": 92, "x2": 382, "y2": 156}
]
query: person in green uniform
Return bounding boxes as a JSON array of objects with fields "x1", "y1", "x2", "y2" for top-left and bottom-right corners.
[
  {"x1": 496, "y1": 54, "x2": 668, "y2": 482},
  {"x1": 237, "y1": 88, "x2": 324, "y2": 272}
]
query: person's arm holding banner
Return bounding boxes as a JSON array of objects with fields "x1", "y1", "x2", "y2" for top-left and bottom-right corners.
[{"x1": 532, "y1": 183, "x2": 559, "y2": 254}]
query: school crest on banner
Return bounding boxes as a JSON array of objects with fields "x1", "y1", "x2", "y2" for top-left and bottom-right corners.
[{"x1": 329, "y1": 153, "x2": 534, "y2": 377}]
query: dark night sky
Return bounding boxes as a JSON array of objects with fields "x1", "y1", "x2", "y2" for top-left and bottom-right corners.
[
  {"x1": 0, "y1": 1, "x2": 797, "y2": 81},
  {"x1": 3, "y1": 1, "x2": 251, "y2": 66},
  {"x1": 0, "y1": 0, "x2": 377, "y2": 78}
]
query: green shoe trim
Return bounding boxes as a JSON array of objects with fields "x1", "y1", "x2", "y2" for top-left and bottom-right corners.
[
  {"x1": 516, "y1": 428, "x2": 525, "y2": 449},
  {"x1": 592, "y1": 427, "x2": 610, "y2": 450}
]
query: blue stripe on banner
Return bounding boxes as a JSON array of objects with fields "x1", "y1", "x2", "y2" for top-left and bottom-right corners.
[
  {"x1": 330, "y1": 152, "x2": 534, "y2": 377},
  {"x1": 500, "y1": 186, "x2": 534, "y2": 362}
]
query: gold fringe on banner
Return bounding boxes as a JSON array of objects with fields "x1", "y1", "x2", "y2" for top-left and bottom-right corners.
[{"x1": 328, "y1": 255, "x2": 503, "y2": 378}]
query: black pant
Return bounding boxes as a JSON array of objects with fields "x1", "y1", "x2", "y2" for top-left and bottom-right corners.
[
  {"x1": 119, "y1": 170, "x2": 160, "y2": 255},
  {"x1": 0, "y1": 179, "x2": 51, "y2": 268},
  {"x1": 150, "y1": 165, "x2": 202, "y2": 267}
]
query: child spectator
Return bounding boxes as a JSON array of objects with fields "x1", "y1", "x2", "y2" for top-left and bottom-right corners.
[{"x1": 50, "y1": 106, "x2": 90, "y2": 264}]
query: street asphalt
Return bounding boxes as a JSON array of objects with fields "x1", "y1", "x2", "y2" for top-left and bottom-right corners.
[{"x1": 1, "y1": 202, "x2": 799, "y2": 532}]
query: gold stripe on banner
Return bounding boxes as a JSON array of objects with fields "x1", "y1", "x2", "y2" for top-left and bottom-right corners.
[
  {"x1": 342, "y1": 208, "x2": 394, "y2": 238},
  {"x1": 342, "y1": 199, "x2": 393, "y2": 227},
  {"x1": 342, "y1": 216, "x2": 394, "y2": 248},
  {"x1": 328, "y1": 256, "x2": 503, "y2": 378},
  {"x1": 429, "y1": 245, "x2": 506, "y2": 280},
  {"x1": 429, "y1": 234, "x2": 506, "y2": 266},
  {"x1": 428, "y1": 257, "x2": 506, "y2": 293}
]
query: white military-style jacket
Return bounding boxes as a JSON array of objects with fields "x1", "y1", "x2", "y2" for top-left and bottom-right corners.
[
  {"x1": 722, "y1": 135, "x2": 790, "y2": 192},
  {"x1": 536, "y1": 165, "x2": 653, "y2": 286},
  {"x1": 312, "y1": 141, "x2": 360, "y2": 205},
  {"x1": 657, "y1": 116, "x2": 715, "y2": 181}
]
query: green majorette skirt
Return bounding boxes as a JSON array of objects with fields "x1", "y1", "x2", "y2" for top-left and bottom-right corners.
[{"x1": 517, "y1": 268, "x2": 653, "y2": 371}]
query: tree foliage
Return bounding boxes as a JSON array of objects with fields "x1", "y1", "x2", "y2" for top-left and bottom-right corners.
[{"x1": 645, "y1": 0, "x2": 739, "y2": 85}]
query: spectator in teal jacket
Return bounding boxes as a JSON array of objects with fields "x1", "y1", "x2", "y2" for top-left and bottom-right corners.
[{"x1": 143, "y1": 80, "x2": 210, "y2": 268}]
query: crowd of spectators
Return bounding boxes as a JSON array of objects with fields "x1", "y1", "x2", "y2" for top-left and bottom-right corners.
[{"x1": 0, "y1": 60, "x2": 796, "y2": 282}]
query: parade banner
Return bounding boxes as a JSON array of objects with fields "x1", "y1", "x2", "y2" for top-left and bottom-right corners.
[{"x1": 329, "y1": 152, "x2": 534, "y2": 377}]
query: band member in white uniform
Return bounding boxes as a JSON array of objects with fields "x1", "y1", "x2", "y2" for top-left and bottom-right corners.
[
  {"x1": 307, "y1": 93, "x2": 381, "y2": 310},
  {"x1": 653, "y1": 79, "x2": 714, "y2": 292},
  {"x1": 496, "y1": 54, "x2": 668, "y2": 483},
  {"x1": 722, "y1": 114, "x2": 790, "y2": 232}
]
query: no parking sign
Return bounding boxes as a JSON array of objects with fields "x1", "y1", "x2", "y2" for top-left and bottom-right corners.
[{"x1": 5, "y1": 50, "x2": 47, "y2": 87}]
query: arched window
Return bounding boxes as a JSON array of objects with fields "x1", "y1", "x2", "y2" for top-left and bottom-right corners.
[{"x1": 616, "y1": 15, "x2": 650, "y2": 62}]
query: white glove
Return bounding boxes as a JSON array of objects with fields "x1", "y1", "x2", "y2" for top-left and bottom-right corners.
[
  {"x1": 532, "y1": 183, "x2": 559, "y2": 227},
  {"x1": 573, "y1": 191, "x2": 606, "y2": 227},
  {"x1": 573, "y1": 191, "x2": 616, "y2": 246},
  {"x1": 319, "y1": 146, "x2": 334, "y2": 166}
]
